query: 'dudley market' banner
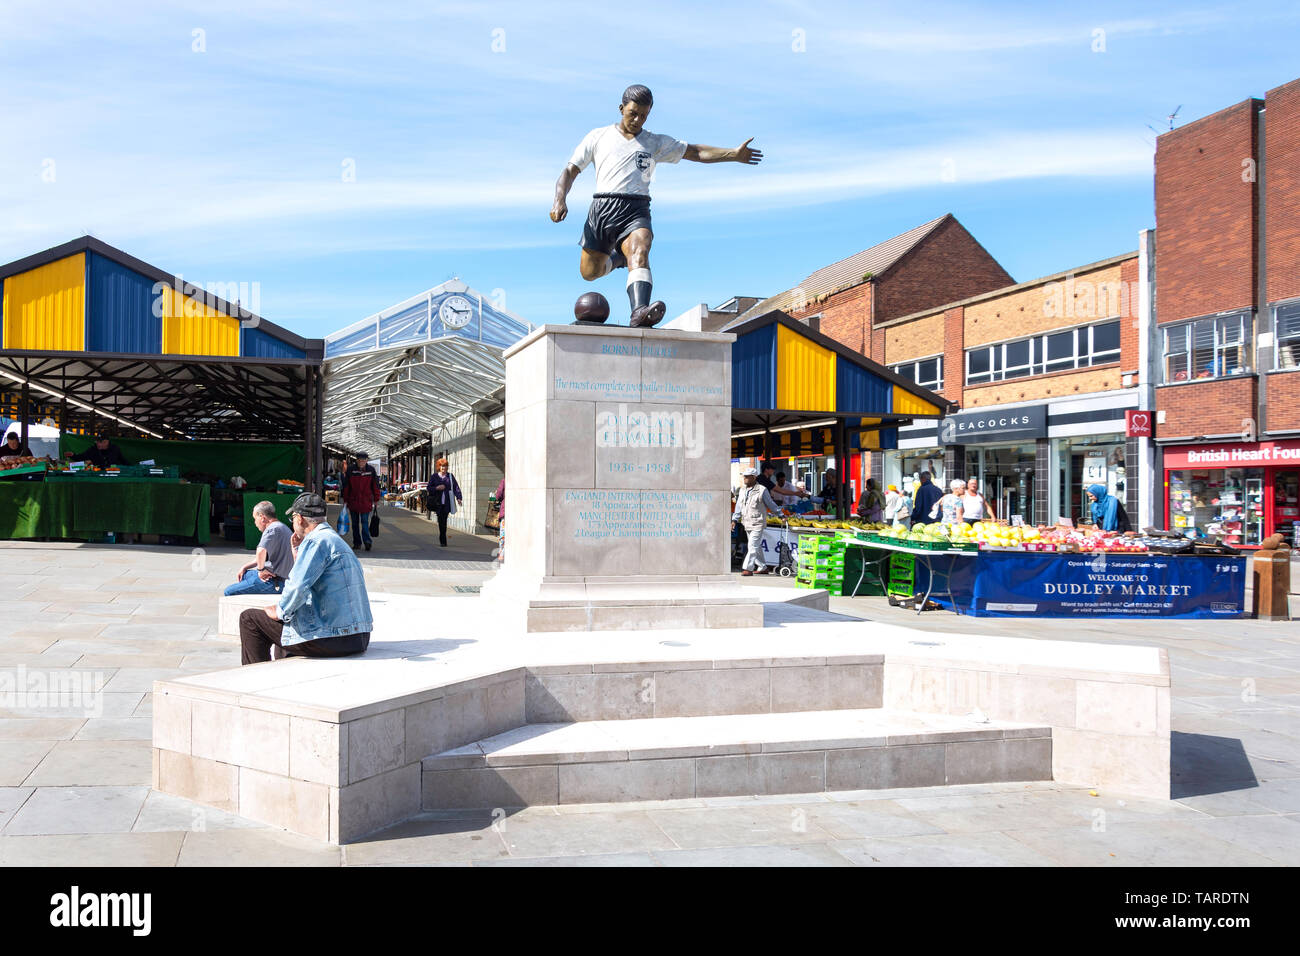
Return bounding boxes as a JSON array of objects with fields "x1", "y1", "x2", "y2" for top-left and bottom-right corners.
[{"x1": 928, "y1": 551, "x2": 1247, "y2": 618}]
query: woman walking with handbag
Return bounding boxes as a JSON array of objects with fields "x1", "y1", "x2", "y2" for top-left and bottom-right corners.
[{"x1": 430, "y1": 458, "x2": 464, "y2": 548}]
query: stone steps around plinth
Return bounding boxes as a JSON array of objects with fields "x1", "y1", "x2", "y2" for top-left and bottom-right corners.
[{"x1": 420, "y1": 709, "x2": 1052, "y2": 808}]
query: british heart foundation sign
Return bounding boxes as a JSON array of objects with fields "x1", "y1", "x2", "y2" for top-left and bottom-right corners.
[{"x1": 1125, "y1": 410, "x2": 1153, "y2": 438}]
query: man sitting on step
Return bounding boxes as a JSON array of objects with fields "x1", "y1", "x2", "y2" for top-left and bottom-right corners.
[{"x1": 238, "y1": 493, "x2": 373, "y2": 665}]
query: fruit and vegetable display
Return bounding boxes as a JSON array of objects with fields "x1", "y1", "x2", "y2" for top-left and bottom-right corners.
[
  {"x1": 836, "y1": 520, "x2": 1235, "y2": 555},
  {"x1": 766, "y1": 515, "x2": 889, "y2": 531},
  {"x1": 0, "y1": 455, "x2": 50, "y2": 471}
]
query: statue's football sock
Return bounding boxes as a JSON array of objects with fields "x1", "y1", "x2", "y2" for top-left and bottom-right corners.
[{"x1": 627, "y1": 268, "x2": 652, "y2": 313}]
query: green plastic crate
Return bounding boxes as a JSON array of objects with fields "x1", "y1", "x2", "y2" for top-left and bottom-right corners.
[
  {"x1": 797, "y1": 533, "x2": 839, "y2": 550},
  {"x1": 798, "y1": 553, "x2": 846, "y2": 570},
  {"x1": 887, "y1": 552, "x2": 916, "y2": 597},
  {"x1": 797, "y1": 572, "x2": 843, "y2": 583}
]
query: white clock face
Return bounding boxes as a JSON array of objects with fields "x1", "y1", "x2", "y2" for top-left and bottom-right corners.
[{"x1": 439, "y1": 295, "x2": 473, "y2": 330}]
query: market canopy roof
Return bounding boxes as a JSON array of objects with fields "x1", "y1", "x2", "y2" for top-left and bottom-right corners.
[
  {"x1": 322, "y1": 280, "x2": 533, "y2": 452},
  {"x1": 0, "y1": 237, "x2": 323, "y2": 443},
  {"x1": 728, "y1": 310, "x2": 954, "y2": 458}
]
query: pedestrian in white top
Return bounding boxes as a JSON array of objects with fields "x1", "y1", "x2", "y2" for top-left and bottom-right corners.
[
  {"x1": 931, "y1": 479, "x2": 967, "y2": 527},
  {"x1": 962, "y1": 476, "x2": 997, "y2": 525},
  {"x1": 550, "y1": 84, "x2": 763, "y2": 328},
  {"x1": 884, "y1": 484, "x2": 913, "y2": 529}
]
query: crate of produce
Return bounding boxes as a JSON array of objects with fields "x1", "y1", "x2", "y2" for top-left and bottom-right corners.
[
  {"x1": 798, "y1": 552, "x2": 846, "y2": 570},
  {"x1": 790, "y1": 567, "x2": 842, "y2": 582},
  {"x1": 797, "y1": 534, "x2": 840, "y2": 553},
  {"x1": 795, "y1": 575, "x2": 844, "y2": 595},
  {"x1": 277, "y1": 479, "x2": 306, "y2": 495}
]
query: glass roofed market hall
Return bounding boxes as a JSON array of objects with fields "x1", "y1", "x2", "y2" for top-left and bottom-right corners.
[
  {"x1": 0, "y1": 237, "x2": 324, "y2": 546},
  {"x1": 322, "y1": 280, "x2": 533, "y2": 534}
]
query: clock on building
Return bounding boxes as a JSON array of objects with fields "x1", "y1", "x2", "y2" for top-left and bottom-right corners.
[{"x1": 439, "y1": 295, "x2": 473, "y2": 330}]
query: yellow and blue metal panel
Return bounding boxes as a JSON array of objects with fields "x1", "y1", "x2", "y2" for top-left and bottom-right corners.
[
  {"x1": 776, "y1": 324, "x2": 835, "y2": 412},
  {"x1": 731, "y1": 322, "x2": 776, "y2": 409},
  {"x1": 242, "y1": 326, "x2": 306, "y2": 359},
  {"x1": 892, "y1": 384, "x2": 943, "y2": 418},
  {"x1": 86, "y1": 252, "x2": 161, "y2": 354},
  {"x1": 2, "y1": 253, "x2": 86, "y2": 351},
  {"x1": 836, "y1": 355, "x2": 891, "y2": 415},
  {"x1": 160, "y1": 286, "x2": 240, "y2": 356}
]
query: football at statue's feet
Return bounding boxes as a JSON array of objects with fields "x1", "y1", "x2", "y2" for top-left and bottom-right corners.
[{"x1": 574, "y1": 292, "x2": 610, "y2": 323}]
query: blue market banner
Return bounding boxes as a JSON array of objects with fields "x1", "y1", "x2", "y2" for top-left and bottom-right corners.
[{"x1": 924, "y1": 551, "x2": 1247, "y2": 618}]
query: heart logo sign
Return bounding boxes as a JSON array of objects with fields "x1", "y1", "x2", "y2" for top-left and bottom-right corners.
[{"x1": 1125, "y1": 410, "x2": 1153, "y2": 437}]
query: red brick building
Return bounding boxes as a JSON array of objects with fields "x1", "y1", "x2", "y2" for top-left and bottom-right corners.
[
  {"x1": 733, "y1": 214, "x2": 1013, "y2": 358},
  {"x1": 873, "y1": 250, "x2": 1149, "y2": 527},
  {"x1": 1154, "y1": 77, "x2": 1300, "y2": 545}
]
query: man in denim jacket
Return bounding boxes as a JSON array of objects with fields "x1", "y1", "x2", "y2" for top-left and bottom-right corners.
[{"x1": 238, "y1": 493, "x2": 374, "y2": 665}]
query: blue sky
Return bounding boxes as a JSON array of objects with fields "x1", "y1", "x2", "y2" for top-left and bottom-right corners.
[{"x1": 3, "y1": 1, "x2": 1299, "y2": 338}]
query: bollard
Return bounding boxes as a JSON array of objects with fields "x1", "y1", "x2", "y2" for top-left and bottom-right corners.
[{"x1": 1252, "y1": 536, "x2": 1291, "y2": 621}]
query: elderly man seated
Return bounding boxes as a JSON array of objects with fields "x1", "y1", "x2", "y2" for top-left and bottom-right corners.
[
  {"x1": 238, "y1": 493, "x2": 373, "y2": 665},
  {"x1": 224, "y1": 500, "x2": 294, "y2": 596}
]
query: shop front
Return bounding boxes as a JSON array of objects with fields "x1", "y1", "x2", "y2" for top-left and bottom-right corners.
[
  {"x1": 890, "y1": 393, "x2": 1141, "y2": 526},
  {"x1": 939, "y1": 405, "x2": 1048, "y2": 523},
  {"x1": 1162, "y1": 439, "x2": 1300, "y2": 546}
]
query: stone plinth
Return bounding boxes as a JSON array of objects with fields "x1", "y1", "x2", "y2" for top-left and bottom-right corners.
[{"x1": 483, "y1": 324, "x2": 760, "y2": 631}]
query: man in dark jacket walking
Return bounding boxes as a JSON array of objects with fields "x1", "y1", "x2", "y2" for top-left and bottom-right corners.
[
  {"x1": 911, "y1": 471, "x2": 943, "y2": 526},
  {"x1": 342, "y1": 452, "x2": 382, "y2": 551}
]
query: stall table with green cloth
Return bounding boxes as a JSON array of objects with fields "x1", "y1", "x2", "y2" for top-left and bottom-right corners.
[{"x1": 0, "y1": 481, "x2": 210, "y2": 542}]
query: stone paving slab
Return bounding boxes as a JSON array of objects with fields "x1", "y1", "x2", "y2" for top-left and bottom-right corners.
[
  {"x1": 0, "y1": 831, "x2": 185, "y2": 866},
  {"x1": 4, "y1": 785, "x2": 149, "y2": 834}
]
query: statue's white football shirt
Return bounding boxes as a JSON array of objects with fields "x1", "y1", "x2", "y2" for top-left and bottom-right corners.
[{"x1": 568, "y1": 125, "x2": 688, "y2": 196}]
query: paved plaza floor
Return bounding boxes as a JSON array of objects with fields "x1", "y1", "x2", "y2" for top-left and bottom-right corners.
[{"x1": 1, "y1": 507, "x2": 1298, "y2": 866}]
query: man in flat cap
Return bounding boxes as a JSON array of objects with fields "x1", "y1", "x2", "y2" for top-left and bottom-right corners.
[
  {"x1": 238, "y1": 493, "x2": 374, "y2": 664},
  {"x1": 731, "y1": 467, "x2": 782, "y2": 576}
]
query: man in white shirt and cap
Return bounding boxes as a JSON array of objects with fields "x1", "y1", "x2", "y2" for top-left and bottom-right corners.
[
  {"x1": 550, "y1": 84, "x2": 763, "y2": 328},
  {"x1": 732, "y1": 467, "x2": 782, "y2": 576}
]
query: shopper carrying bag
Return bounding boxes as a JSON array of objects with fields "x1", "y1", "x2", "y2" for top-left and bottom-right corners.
[{"x1": 429, "y1": 457, "x2": 463, "y2": 547}]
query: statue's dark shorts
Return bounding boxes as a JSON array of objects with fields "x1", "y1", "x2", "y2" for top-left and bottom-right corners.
[{"x1": 580, "y1": 193, "x2": 653, "y2": 266}]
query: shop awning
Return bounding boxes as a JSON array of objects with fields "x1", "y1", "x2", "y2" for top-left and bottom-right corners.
[{"x1": 728, "y1": 310, "x2": 953, "y2": 459}]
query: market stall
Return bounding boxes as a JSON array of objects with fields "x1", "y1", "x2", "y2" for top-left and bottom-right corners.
[
  {"x1": 0, "y1": 236, "x2": 324, "y2": 545},
  {"x1": 815, "y1": 521, "x2": 1248, "y2": 619},
  {"x1": 728, "y1": 310, "x2": 953, "y2": 519}
]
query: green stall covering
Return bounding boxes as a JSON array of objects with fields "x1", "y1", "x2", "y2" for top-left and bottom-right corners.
[
  {"x1": 0, "y1": 484, "x2": 76, "y2": 538},
  {"x1": 60, "y1": 435, "x2": 304, "y2": 491},
  {"x1": 0, "y1": 483, "x2": 210, "y2": 542},
  {"x1": 241, "y1": 491, "x2": 300, "y2": 550}
]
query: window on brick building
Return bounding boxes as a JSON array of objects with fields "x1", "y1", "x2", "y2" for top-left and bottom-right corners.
[
  {"x1": 892, "y1": 356, "x2": 943, "y2": 391},
  {"x1": 966, "y1": 346, "x2": 1000, "y2": 384},
  {"x1": 1088, "y1": 321, "x2": 1121, "y2": 365},
  {"x1": 1162, "y1": 312, "x2": 1250, "y2": 382},
  {"x1": 1275, "y1": 302, "x2": 1300, "y2": 370},
  {"x1": 964, "y1": 319, "x2": 1122, "y2": 384}
]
